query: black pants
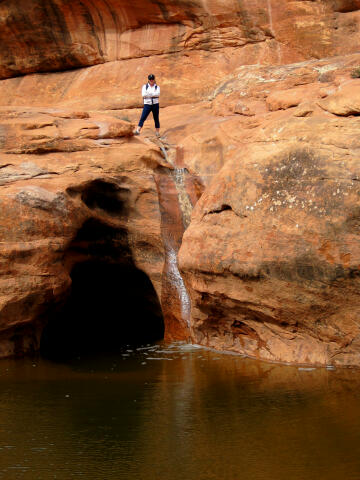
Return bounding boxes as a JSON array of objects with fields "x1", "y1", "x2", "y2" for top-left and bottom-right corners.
[{"x1": 138, "y1": 103, "x2": 160, "y2": 129}]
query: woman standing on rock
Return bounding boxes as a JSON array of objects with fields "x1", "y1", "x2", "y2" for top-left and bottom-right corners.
[{"x1": 134, "y1": 74, "x2": 161, "y2": 137}]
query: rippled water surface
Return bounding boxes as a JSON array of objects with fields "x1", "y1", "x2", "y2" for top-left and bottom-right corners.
[{"x1": 1, "y1": 342, "x2": 360, "y2": 480}]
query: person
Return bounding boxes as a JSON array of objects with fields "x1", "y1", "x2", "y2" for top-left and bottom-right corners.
[{"x1": 134, "y1": 74, "x2": 161, "y2": 137}]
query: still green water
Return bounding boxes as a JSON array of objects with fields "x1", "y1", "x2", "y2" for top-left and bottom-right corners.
[{"x1": 1, "y1": 342, "x2": 360, "y2": 480}]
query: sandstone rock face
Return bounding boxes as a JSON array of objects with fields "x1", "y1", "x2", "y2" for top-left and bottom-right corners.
[
  {"x1": 0, "y1": 0, "x2": 359, "y2": 364},
  {"x1": 179, "y1": 61, "x2": 360, "y2": 367},
  {"x1": 0, "y1": 106, "x2": 192, "y2": 355},
  {"x1": 318, "y1": 80, "x2": 360, "y2": 116},
  {"x1": 1, "y1": 0, "x2": 360, "y2": 79},
  {"x1": 180, "y1": 142, "x2": 360, "y2": 366}
]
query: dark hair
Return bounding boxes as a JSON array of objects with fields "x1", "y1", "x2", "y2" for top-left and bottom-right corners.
[{"x1": 148, "y1": 74, "x2": 155, "y2": 80}]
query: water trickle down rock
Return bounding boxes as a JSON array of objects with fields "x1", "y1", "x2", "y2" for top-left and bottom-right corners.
[{"x1": 154, "y1": 140, "x2": 202, "y2": 341}]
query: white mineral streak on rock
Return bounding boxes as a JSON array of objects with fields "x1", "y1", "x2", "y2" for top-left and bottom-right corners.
[{"x1": 95, "y1": 121, "x2": 108, "y2": 138}]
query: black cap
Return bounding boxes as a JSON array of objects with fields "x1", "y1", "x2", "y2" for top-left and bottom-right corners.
[{"x1": 148, "y1": 74, "x2": 155, "y2": 80}]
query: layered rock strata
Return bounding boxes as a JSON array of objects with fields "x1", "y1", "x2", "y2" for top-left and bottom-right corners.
[
  {"x1": 2, "y1": 0, "x2": 360, "y2": 79},
  {"x1": 0, "y1": 107, "x2": 190, "y2": 355},
  {"x1": 179, "y1": 60, "x2": 360, "y2": 367},
  {"x1": 0, "y1": 0, "x2": 359, "y2": 364}
]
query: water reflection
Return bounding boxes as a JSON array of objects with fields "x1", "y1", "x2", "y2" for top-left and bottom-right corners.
[{"x1": 0, "y1": 343, "x2": 360, "y2": 479}]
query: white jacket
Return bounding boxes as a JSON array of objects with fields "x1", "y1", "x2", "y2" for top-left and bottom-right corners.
[{"x1": 142, "y1": 83, "x2": 160, "y2": 105}]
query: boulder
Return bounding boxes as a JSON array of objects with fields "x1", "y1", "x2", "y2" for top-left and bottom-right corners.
[
  {"x1": 318, "y1": 80, "x2": 360, "y2": 115},
  {"x1": 179, "y1": 114, "x2": 360, "y2": 367}
]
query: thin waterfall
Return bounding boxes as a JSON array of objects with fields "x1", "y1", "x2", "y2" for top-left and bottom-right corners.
[
  {"x1": 154, "y1": 140, "x2": 198, "y2": 337},
  {"x1": 167, "y1": 245, "x2": 191, "y2": 327}
]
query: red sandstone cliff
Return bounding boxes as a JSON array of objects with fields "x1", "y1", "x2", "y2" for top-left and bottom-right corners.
[{"x1": 0, "y1": 0, "x2": 359, "y2": 365}]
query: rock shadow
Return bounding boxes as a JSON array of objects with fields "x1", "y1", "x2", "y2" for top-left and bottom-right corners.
[{"x1": 40, "y1": 217, "x2": 164, "y2": 359}]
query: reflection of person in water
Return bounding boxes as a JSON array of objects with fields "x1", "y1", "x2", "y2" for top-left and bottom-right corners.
[{"x1": 134, "y1": 74, "x2": 160, "y2": 137}]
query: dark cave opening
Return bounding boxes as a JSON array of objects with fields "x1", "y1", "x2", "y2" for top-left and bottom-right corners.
[
  {"x1": 41, "y1": 178, "x2": 165, "y2": 361},
  {"x1": 40, "y1": 260, "x2": 164, "y2": 360}
]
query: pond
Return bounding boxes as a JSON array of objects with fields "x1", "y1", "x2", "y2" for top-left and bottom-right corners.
[{"x1": 0, "y1": 342, "x2": 360, "y2": 480}]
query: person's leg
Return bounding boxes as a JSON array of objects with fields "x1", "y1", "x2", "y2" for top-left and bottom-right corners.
[
  {"x1": 135, "y1": 105, "x2": 151, "y2": 134},
  {"x1": 152, "y1": 104, "x2": 160, "y2": 136}
]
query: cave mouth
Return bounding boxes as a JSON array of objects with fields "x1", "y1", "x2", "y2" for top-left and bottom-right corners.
[{"x1": 40, "y1": 260, "x2": 164, "y2": 360}]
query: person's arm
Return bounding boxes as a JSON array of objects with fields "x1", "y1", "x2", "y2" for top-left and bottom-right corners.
[
  {"x1": 152, "y1": 85, "x2": 160, "y2": 98},
  {"x1": 142, "y1": 84, "x2": 150, "y2": 98}
]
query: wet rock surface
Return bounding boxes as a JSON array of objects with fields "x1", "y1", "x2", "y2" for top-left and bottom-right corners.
[{"x1": 0, "y1": 0, "x2": 359, "y2": 365}]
